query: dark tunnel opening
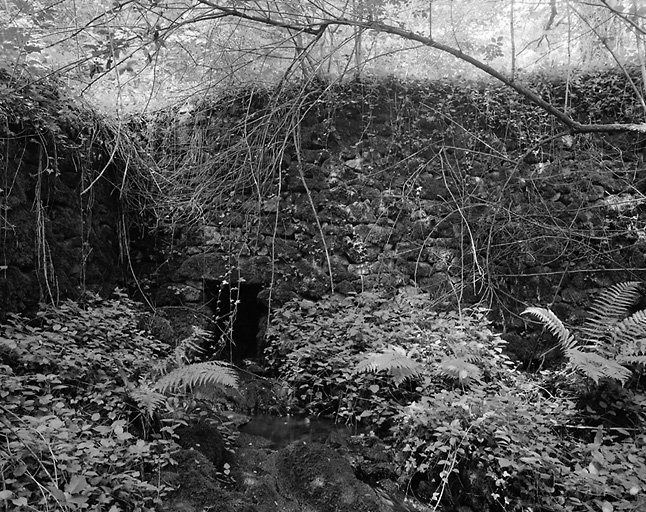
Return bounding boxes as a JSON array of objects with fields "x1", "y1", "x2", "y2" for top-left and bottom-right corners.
[{"x1": 203, "y1": 281, "x2": 268, "y2": 364}]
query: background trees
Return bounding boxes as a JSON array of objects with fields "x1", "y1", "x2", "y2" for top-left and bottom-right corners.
[{"x1": 2, "y1": 0, "x2": 646, "y2": 115}]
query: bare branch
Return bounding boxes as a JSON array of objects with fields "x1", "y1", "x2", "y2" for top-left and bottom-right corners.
[
  {"x1": 179, "y1": 2, "x2": 646, "y2": 134},
  {"x1": 544, "y1": 0, "x2": 558, "y2": 31},
  {"x1": 196, "y1": 0, "x2": 324, "y2": 35},
  {"x1": 599, "y1": 0, "x2": 646, "y2": 36}
]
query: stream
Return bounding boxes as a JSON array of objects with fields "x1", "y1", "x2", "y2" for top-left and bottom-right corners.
[{"x1": 239, "y1": 414, "x2": 362, "y2": 449}]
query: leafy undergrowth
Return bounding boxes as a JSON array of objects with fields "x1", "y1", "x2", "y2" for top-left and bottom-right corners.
[
  {"x1": 265, "y1": 288, "x2": 646, "y2": 512},
  {"x1": 0, "y1": 293, "x2": 180, "y2": 512}
]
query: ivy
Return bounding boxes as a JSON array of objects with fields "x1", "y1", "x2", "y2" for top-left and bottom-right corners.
[
  {"x1": 0, "y1": 292, "x2": 177, "y2": 511},
  {"x1": 266, "y1": 289, "x2": 646, "y2": 511}
]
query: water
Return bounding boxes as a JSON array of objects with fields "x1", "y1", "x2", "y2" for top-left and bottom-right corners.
[{"x1": 239, "y1": 414, "x2": 358, "y2": 449}]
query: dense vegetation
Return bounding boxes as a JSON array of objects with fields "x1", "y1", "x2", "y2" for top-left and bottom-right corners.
[
  {"x1": 1, "y1": 285, "x2": 644, "y2": 511},
  {"x1": 3, "y1": 0, "x2": 646, "y2": 113},
  {"x1": 3, "y1": 1, "x2": 646, "y2": 509},
  {"x1": 265, "y1": 287, "x2": 646, "y2": 511},
  {"x1": 0, "y1": 293, "x2": 238, "y2": 511},
  {"x1": 0, "y1": 294, "x2": 174, "y2": 510}
]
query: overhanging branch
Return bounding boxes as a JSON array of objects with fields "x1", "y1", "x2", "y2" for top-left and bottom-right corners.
[{"x1": 195, "y1": 1, "x2": 646, "y2": 135}]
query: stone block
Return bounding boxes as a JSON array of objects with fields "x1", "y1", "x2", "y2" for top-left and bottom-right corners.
[
  {"x1": 346, "y1": 201, "x2": 377, "y2": 223},
  {"x1": 177, "y1": 252, "x2": 228, "y2": 281},
  {"x1": 404, "y1": 261, "x2": 433, "y2": 278},
  {"x1": 353, "y1": 224, "x2": 392, "y2": 245},
  {"x1": 270, "y1": 238, "x2": 301, "y2": 260},
  {"x1": 395, "y1": 241, "x2": 425, "y2": 261}
]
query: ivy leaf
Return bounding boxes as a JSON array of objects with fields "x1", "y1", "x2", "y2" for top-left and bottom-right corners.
[
  {"x1": 497, "y1": 457, "x2": 513, "y2": 468},
  {"x1": 11, "y1": 497, "x2": 28, "y2": 507},
  {"x1": 66, "y1": 474, "x2": 88, "y2": 494}
]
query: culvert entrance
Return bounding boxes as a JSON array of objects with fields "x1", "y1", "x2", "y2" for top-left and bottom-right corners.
[{"x1": 204, "y1": 281, "x2": 268, "y2": 363}]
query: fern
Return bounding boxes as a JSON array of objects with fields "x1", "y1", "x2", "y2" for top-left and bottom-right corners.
[
  {"x1": 566, "y1": 348, "x2": 632, "y2": 384},
  {"x1": 522, "y1": 282, "x2": 646, "y2": 385},
  {"x1": 581, "y1": 281, "x2": 644, "y2": 342},
  {"x1": 355, "y1": 346, "x2": 422, "y2": 385},
  {"x1": 172, "y1": 326, "x2": 209, "y2": 366},
  {"x1": 154, "y1": 360, "x2": 239, "y2": 394},
  {"x1": 608, "y1": 310, "x2": 646, "y2": 347},
  {"x1": 618, "y1": 337, "x2": 646, "y2": 366},
  {"x1": 436, "y1": 357, "x2": 483, "y2": 385},
  {"x1": 129, "y1": 386, "x2": 167, "y2": 418},
  {"x1": 521, "y1": 307, "x2": 577, "y2": 352},
  {"x1": 125, "y1": 327, "x2": 239, "y2": 430}
]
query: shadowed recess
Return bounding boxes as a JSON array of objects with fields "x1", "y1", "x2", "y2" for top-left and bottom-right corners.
[{"x1": 203, "y1": 281, "x2": 268, "y2": 363}]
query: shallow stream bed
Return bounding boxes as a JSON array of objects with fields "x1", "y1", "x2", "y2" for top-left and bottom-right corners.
[{"x1": 239, "y1": 414, "x2": 361, "y2": 449}]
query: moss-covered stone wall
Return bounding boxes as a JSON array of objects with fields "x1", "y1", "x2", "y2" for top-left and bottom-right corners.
[
  {"x1": 5, "y1": 71, "x2": 646, "y2": 357},
  {"x1": 139, "y1": 77, "x2": 646, "y2": 353},
  {"x1": 0, "y1": 71, "x2": 124, "y2": 313}
]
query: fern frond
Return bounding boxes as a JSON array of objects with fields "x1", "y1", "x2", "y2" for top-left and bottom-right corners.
[
  {"x1": 522, "y1": 307, "x2": 577, "y2": 352},
  {"x1": 154, "y1": 361, "x2": 239, "y2": 394},
  {"x1": 566, "y1": 348, "x2": 632, "y2": 385},
  {"x1": 129, "y1": 387, "x2": 167, "y2": 418},
  {"x1": 355, "y1": 346, "x2": 422, "y2": 384},
  {"x1": 608, "y1": 311, "x2": 646, "y2": 346},
  {"x1": 149, "y1": 358, "x2": 172, "y2": 380},
  {"x1": 453, "y1": 353, "x2": 484, "y2": 364},
  {"x1": 618, "y1": 337, "x2": 646, "y2": 365},
  {"x1": 390, "y1": 366, "x2": 422, "y2": 386},
  {"x1": 436, "y1": 357, "x2": 483, "y2": 385},
  {"x1": 619, "y1": 355, "x2": 646, "y2": 365},
  {"x1": 173, "y1": 326, "x2": 209, "y2": 366},
  {"x1": 581, "y1": 282, "x2": 644, "y2": 340}
]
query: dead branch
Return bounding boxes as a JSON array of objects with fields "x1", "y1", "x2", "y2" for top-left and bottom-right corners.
[{"x1": 194, "y1": 0, "x2": 646, "y2": 135}]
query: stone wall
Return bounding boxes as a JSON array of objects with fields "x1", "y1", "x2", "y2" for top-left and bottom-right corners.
[
  {"x1": 0, "y1": 72, "x2": 124, "y2": 314},
  {"x1": 139, "y1": 79, "x2": 646, "y2": 359},
  {"x1": 5, "y1": 74, "x2": 646, "y2": 361}
]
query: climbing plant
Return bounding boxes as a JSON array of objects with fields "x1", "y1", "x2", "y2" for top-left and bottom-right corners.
[{"x1": 0, "y1": 292, "x2": 177, "y2": 511}]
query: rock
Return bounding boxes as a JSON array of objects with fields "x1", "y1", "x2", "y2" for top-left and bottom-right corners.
[
  {"x1": 274, "y1": 442, "x2": 393, "y2": 512},
  {"x1": 301, "y1": 149, "x2": 330, "y2": 164},
  {"x1": 344, "y1": 157, "x2": 363, "y2": 170},
  {"x1": 347, "y1": 201, "x2": 377, "y2": 223},
  {"x1": 138, "y1": 313, "x2": 175, "y2": 344},
  {"x1": 161, "y1": 449, "x2": 258, "y2": 512},
  {"x1": 403, "y1": 261, "x2": 433, "y2": 278},
  {"x1": 353, "y1": 224, "x2": 392, "y2": 245},
  {"x1": 269, "y1": 238, "x2": 301, "y2": 261},
  {"x1": 175, "y1": 421, "x2": 227, "y2": 469},
  {"x1": 177, "y1": 252, "x2": 228, "y2": 281}
]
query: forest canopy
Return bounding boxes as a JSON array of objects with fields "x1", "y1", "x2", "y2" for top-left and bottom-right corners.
[{"x1": 2, "y1": 0, "x2": 646, "y2": 112}]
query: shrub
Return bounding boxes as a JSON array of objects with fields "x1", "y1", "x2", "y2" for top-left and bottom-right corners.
[
  {"x1": 266, "y1": 288, "x2": 646, "y2": 511},
  {"x1": 265, "y1": 288, "x2": 515, "y2": 423},
  {"x1": 0, "y1": 293, "x2": 177, "y2": 511}
]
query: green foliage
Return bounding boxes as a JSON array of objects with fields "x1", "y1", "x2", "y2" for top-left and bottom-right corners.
[
  {"x1": 0, "y1": 293, "x2": 176, "y2": 511},
  {"x1": 523, "y1": 282, "x2": 646, "y2": 385},
  {"x1": 523, "y1": 307, "x2": 578, "y2": 352},
  {"x1": 394, "y1": 384, "x2": 646, "y2": 512},
  {"x1": 145, "y1": 325, "x2": 239, "y2": 395},
  {"x1": 268, "y1": 289, "x2": 646, "y2": 511},
  {"x1": 265, "y1": 288, "x2": 515, "y2": 422},
  {"x1": 4, "y1": 0, "x2": 644, "y2": 112},
  {"x1": 583, "y1": 282, "x2": 645, "y2": 338},
  {"x1": 354, "y1": 345, "x2": 423, "y2": 386},
  {"x1": 154, "y1": 361, "x2": 238, "y2": 395}
]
